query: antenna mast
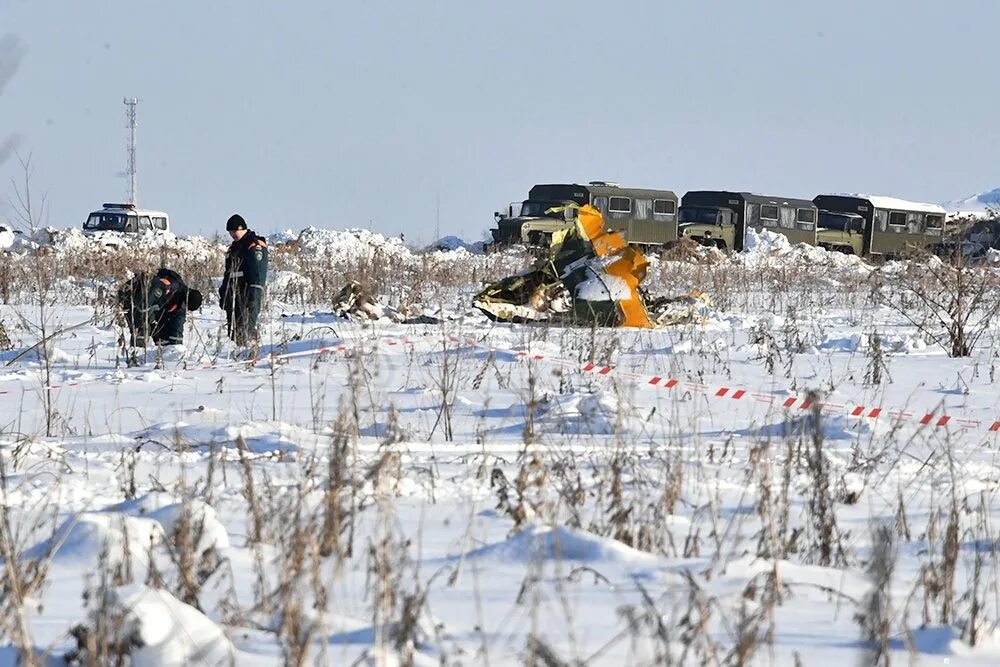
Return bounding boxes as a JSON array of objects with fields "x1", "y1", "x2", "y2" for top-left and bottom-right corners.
[{"x1": 124, "y1": 97, "x2": 138, "y2": 205}]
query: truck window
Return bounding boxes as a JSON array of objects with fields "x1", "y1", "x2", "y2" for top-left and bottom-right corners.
[
  {"x1": 875, "y1": 210, "x2": 889, "y2": 232},
  {"x1": 591, "y1": 195, "x2": 608, "y2": 214},
  {"x1": 779, "y1": 207, "x2": 796, "y2": 229},
  {"x1": 633, "y1": 198, "x2": 651, "y2": 220},
  {"x1": 653, "y1": 199, "x2": 676, "y2": 215},
  {"x1": 760, "y1": 205, "x2": 779, "y2": 222},
  {"x1": 139, "y1": 216, "x2": 152, "y2": 231},
  {"x1": 153, "y1": 217, "x2": 168, "y2": 230},
  {"x1": 796, "y1": 208, "x2": 815, "y2": 230},
  {"x1": 680, "y1": 207, "x2": 721, "y2": 224},
  {"x1": 926, "y1": 214, "x2": 943, "y2": 235},
  {"x1": 608, "y1": 197, "x2": 631, "y2": 214}
]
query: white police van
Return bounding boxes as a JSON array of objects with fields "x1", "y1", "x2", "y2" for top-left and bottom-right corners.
[{"x1": 83, "y1": 203, "x2": 170, "y2": 244}]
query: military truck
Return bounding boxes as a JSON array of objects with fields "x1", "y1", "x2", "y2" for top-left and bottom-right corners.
[
  {"x1": 490, "y1": 182, "x2": 680, "y2": 248},
  {"x1": 814, "y1": 209, "x2": 866, "y2": 255},
  {"x1": 812, "y1": 195, "x2": 946, "y2": 257},
  {"x1": 677, "y1": 191, "x2": 818, "y2": 251}
]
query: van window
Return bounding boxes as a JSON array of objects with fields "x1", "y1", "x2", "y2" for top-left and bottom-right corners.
[
  {"x1": 152, "y1": 217, "x2": 168, "y2": 231},
  {"x1": 760, "y1": 205, "x2": 779, "y2": 221},
  {"x1": 591, "y1": 195, "x2": 608, "y2": 214},
  {"x1": 653, "y1": 199, "x2": 676, "y2": 215},
  {"x1": 608, "y1": 197, "x2": 631, "y2": 214},
  {"x1": 888, "y1": 211, "x2": 906, "y2": 229},
  {"x1": 139, "y1": 216, "x2": 152, "y2": 231},
  {"x1": 85, "y1": 213, "x2": 126, "y2": 231}
]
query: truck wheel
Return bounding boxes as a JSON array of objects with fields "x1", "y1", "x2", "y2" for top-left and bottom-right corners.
[{"x1": 527, "y1": 232, "x2": 543, "y2": 245}]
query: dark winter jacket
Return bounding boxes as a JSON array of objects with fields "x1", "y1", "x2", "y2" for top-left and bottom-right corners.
[
  {"x1": 118, "y1": 268, "x2": 201, "y2": 346},
  {"x1": 219, "y1": 231, "x2": 268, "y2": 309}
]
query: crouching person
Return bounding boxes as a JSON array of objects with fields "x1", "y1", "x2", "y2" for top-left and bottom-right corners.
[{"x1": 117, "y1": 268, "x2": 203, "y2": 347}]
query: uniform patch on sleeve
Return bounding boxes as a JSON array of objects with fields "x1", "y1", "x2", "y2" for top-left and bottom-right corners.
[{"x1": 255, "y1": 251, "x2": 263, "y2": 261}]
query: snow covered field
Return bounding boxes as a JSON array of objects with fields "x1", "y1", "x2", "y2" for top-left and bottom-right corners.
[{"x1": 2, "y1": 229, "x2": 1000, "y2": 665}]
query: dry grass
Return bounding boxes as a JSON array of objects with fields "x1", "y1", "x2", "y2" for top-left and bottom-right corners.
[{"x1": 3, "y1": 234, "x2": 1000, "y2": 663}]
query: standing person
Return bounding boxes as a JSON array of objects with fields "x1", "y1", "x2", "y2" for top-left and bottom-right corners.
[
  {"x1": 117, "y1": 268, "x2": 203, "y2": 347},
  {"x1": 219, "y1": 213, "x2": 268, "y2": 346}
]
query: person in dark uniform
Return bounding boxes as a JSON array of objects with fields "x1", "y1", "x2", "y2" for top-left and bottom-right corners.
[
  {"x1": 219, "y1": 213, "x2": 268, "y2": 346},
  {"x1": 117, "y1": 268, "x2": 203, "y2": 346}
]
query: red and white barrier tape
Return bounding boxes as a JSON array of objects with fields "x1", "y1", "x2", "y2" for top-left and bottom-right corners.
[
  {"x1": 4, "y1": 331, "x2": 999, "y2": 434},
  {"x1": 447, "y1": 335, "x2": 1000, "y2": 434}
]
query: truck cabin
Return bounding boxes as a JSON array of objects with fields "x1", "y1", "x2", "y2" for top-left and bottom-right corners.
[
  {"x1": 492, "y1": 182, "x2": 679, "y2": 247},
  {"x1": 813, "y1": 195, "x2": 945, "y2": 257},
  {"x1": 679, "y1": 205, "x2": 734, "y2": 226},
  {"x1": 518, "y1": 199, "x2": 579, "y2": 220},
  {"x1": 818, "y1": 210, "x2": 865, "y2": 234},
  {"x1": 679, "y1": 191, "x2": 817, "y2": 251},
  {"x1": 815, "y1": 209, "x2": 867, "y2": 254},
  {"x1": 490, "y1": 186, "x2": 584, "y2": 245},
  {"x1": 84, "y1": 203, "x2": 169, "y2": 234},
  {"x1": 523, "y1": 184, "x2": 591, "y2": 218}
]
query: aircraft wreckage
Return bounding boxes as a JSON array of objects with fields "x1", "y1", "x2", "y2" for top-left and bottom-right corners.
[{"x1": 473, "y1": 205, "x2": 710, "y2": 328}]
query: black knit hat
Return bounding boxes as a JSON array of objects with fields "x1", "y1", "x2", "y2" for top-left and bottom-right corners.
[
  {"x1": 186, "y1": 288, "x2": 203, "y2": 312},
  {"x1": 226, "y1": 214, "x2": 247, "y2": 231}
]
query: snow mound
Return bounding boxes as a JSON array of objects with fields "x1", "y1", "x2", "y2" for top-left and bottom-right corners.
[
  {"x1": 460, "y1": 524, "x2": 662, "y2": 567},
  {"x1": 428, "y1": 235, "x2": 485, "y2": 254},
  {"x1": 147, "y1": 502, "x2": 231, "y2": 552},
  {"x1": 133, "y1": 420, "x2": 303, "y2": 454},
  {"x1": 107, "y1": 493, "x2": 231, "y2": 553},
  {"x1": 297, "y1": 227, "x2": 411, "y2": 266},
  {"x1": 538, "y1": 390, "x2": 647, "y2": 435},
  {"x1": 268, "y1": 269, "x2": 311, "y2": 299},
  {"x1": 5, "y1": 226, "x2": 224, "y2": 263},
  {"x1": 25, "y1": 512, "x2": 164, "y2": 568},
  {"x1": 72, "y1": 585, "x2": 236, "y2": 666},
  {"x1": 734, "y1": 228, "x2": 870, "y2": 281},
  {"x1": 887, "y1": 624, "x2": 1000, "y2": 658},
  {"x1": 743, "y1": 227, "x2": 793, "y2": 255},
  {"x1": 267, "y1": 228, "x2": 299, "y2": 245},
  {"x1": 0, "y1": 225, "x2": 15, "y2": 250},
  {"x1": 739, "y1": 413, "x2": 870, "y2": 441}
]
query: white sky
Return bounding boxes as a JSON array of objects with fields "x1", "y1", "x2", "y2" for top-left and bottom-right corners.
[{"x1": 1, "y1": 0, "x2": 998, "y2": 242}]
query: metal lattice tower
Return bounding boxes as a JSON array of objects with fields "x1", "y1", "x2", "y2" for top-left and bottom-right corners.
[{"x1": 124, "y1": 97, "x2": 138, "y2": 205}]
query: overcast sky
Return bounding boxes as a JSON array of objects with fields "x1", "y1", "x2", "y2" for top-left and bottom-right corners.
[{"x1": 1, "y1": 0, "x2": 998, "y2": 241}]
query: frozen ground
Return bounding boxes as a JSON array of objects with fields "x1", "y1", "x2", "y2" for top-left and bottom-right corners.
[{"x1": 1, "y1": 230, "x2": 1000, "y2": 665}]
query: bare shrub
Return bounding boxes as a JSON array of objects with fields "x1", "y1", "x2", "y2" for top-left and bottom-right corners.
[{"x1": 878, "y1": 255, "x2": 1000, "y2": 357}]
